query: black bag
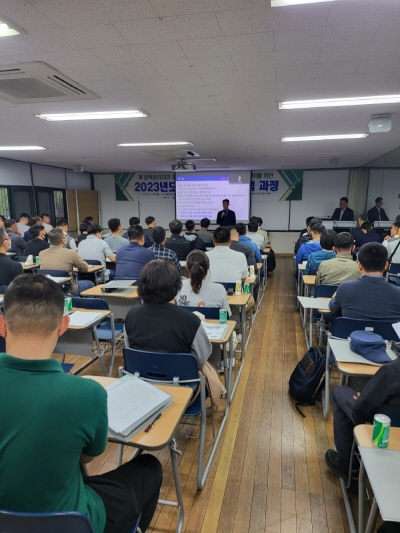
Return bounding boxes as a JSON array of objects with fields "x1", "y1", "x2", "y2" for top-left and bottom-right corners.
[
  {"x1": 289, "y1": 346, "x2": 326, "y2": 417},
  {"x1": 267, "y1": 249, "x2": 276, "y2": 272}
]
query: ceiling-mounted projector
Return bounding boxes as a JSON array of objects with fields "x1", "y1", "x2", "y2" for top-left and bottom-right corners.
[
  {"x1": 172, "y1": 159, "x2": 196, "y2": 172},
  {"x1": 369, "y1": 115, "x2": 392, "y2": 133}
]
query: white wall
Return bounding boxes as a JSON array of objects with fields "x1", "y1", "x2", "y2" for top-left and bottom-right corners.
[
  {"x1": 367, "y1": 169, "x2": 400, "y2": 220},
  {"x1": 94, "y1": 174, "x2": 139, "y2": 228},
  {"x1": 0, "y1": 158, "x2": 31, "y2": 186}
]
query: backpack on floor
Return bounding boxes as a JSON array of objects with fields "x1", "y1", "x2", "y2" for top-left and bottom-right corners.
[
  {"x1": 289, "y1": 346, "x2": 326, "y2": 417},
  {"x1": 267, "y1": 249, "x2": 276, "y2": 272}
]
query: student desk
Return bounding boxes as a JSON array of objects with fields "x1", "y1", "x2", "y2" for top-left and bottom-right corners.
[
  {"x1": 296, "y1": 262, "x2": 307, "y2": 310},
  {"x1": 297, "y1": 296, "x2": 330, "y2": 349},
  {"x1": 355, "y1": 425, "x2": 400, "y2": 533},
  {"x1": 206, "y1": 319, "x2": 236, "y2": 404},
  {"x1": 83, "y1": 375, "x2": 192, "y2": 533},
  {"x1": 227, "y1": 292, "x2": 251, "y2": 359},
  {"x1": 323, "y1": 338, "x2": 394, "y2": 420},
  {"x1": 54, "y1": 308, "x2": 112, "y2": 376},
  {"x1": 302, "y1": 274, "x2": 316, "y2": 296},
  {"x1": 20, "y1": 262, "x2": 39, "y2": 271},
  {"x1": 73, "y1": 265, "x2": 104, "y2": 273},
  {"x1": 80, "y1": 284, "x2": 139, "y2": 320}
]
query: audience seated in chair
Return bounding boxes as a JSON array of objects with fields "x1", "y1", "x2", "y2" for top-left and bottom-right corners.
[
  {"x1": 354, "y1": 221, "x2": 382, "y2": 248},
  {"x1": 164, "y1": 219, "x2": 195, "y2": 261},
  {"x1": 149, "y1": 226, "x2": 181, "y2": 274},
  {"x1": 296, "y1": 222, "x2": 324, "y2": 266},
  {"x1": 0, "y1": 275, "x2": 162, "y2": 533},
  {"x1": 329, "y1": 242, "x2": 400, "y2": 320},
  {"x1": 124, "y1": 259, "x2": 212, "y2": 368},
  {"x1": 24, "y1": 225, "x2": 50, "y2": 257},
  {"x1": 316, "y1": 232, "x2": 360, "y2": 286},
  {"x1": 197, "y1": 218, "x2": 214, "y2": 244},
  {"x1": 294, "y1": 216, "x2": 318, "y2": 254},
  {"x1": 78, "y1": 225, "x2": 116, "y2": 282},
  {"x1": 39, "y1": 228, "x2": 94, "y2": 295},
  {"x1": 0, "y1": 228, "x2": 23, "y2": 286},
  {"x1": 5, "y1": 219, "x2": 26, "y2": 256},
  {"x1": 104, "y1": 218, "x2": 128, "y2": 253},
  {"x1": 115, "y1": 225, "x2": 155, "y2": 280},
  {"x1": 305, "y1": 229, "x2": 336, "y2": 275},
  {"x1": 183, "y1": 220, "x2": 206, "y2": 251}
]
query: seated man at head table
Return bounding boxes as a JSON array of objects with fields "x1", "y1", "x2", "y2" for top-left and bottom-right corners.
[
  {"x1": 164, "y1": 219, "x2": 195, "y2": 261},
  {"x1": 325, "y1": 346, "x2": 400, "y2": 485},
  {"x1": 78, "y1": 224, "x2": 116, "y2": 281},
  {"x1": 206, "y1": 227, "x2": 255, "y2": 320},
  {"x1": 39, "y1": 228, "x2": 94, "y2": 295},
  {"x1": 331, "y1": 196, "x2": 354, "y2": 222},
  {"x1": 115, "y1": 225, "x2": 155, "y2": 280},
  {"x1": 304, "y1": 229, "x2": 336, "y2": 275},
  {"x1": 316, "y1": 232, "x2": 359, "y2": 286},
  {"x1": 296, "y1": 222, "x2": 324, "y2": 266},
  {"x1": 124, "y1": 259, "x2": 212, "y2": 368},
  {"x1": 24, "y1": 225, "x2": 50, "y2": 257},
  {"x1": 5, "y1": 218, "x2": 26, "y2": 256},
  {"x1": 149, "y1": 226, "x2": 181, "y2": 274},
  {"x1": 104, "y1": 217, "x2": 129, "y2": 253},
  {"x1": 329, "y1": 242, "x2": 400, "y2": 320},
  {"x1": 0, "y1": 274, "x2": 162, "y2": 533},
  {"x1": 367, "y1": 196, "x2": 389, "y2": 224},
  {"x1": 0, "y1": 228, "x2": 24, "y2": 286}
]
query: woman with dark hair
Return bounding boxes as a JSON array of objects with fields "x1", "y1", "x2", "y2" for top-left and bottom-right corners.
[
  {"x1": 177, "y1": 250, "x2": 231, "y2": 312},
  {"x1": 355, "y1": 221, "x2": 382, "y2": 248},
  {"x1": 124, "y1": 259, "x2": 212, "y2": 368},
  {"x1": 176, "y1": 250, "x2": 236, "y2": 371}
]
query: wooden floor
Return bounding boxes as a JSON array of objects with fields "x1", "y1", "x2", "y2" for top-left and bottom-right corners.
[{"x1": 57, "y1": 257, "x2": 362, "y2": 533}]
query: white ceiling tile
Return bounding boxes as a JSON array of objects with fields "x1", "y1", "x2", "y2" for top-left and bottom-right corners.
[
  {"x1": 147, "y1": 56, "x2": 235, "y2": 76},
  {"x1": 200, "y1": 69, "x2": 276, "y2": 85},
  {"x1": 90, "y1": 42, "x2": 186, "y2": 64},
  {"x1": 231, "y1": 48, "x2": 319, "y2": 71},
  {"x1": 318, "y1": 42, "x2": 399, "y2": 64},
  {"x1": 373, "y1": 22, "x2": 400, "y2": 43},
  {"x1": 29, "y1": 0, "x2": 158, "y2": 25},
  {"x1": 278, "y1": 61, "x2": 360, "y2": 82},
  {"x1": 0, "y1": 36, "x2": 43, "y2": 56},
  {"x1": 178, "y1": 33, "x2": 274, "y2": 59},
  {"x1": 216, "y1": 4, "x2": 329, "y2": 35},
  {"x1": 174, "y1": 83, "x2": 243, "y2": 98},
  {"x1": 327, "y1": 1, "x2": 400, "y2": 28},
  {"x1": 112, "y1": 13, "x2": 222, "y2": 44},
  {"x1": 131, "y1": 74, "x2": 205, "y2": 90},
  {"x1": 147, "y1": 0, "x2": 266, "y2": 17}
]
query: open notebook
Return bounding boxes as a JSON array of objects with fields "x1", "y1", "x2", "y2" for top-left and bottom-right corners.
[{"x1": 106, "y1": 375, "x2": 172, "y2": 441}]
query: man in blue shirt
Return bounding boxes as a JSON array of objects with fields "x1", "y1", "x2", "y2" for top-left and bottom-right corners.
[
  {"x1": 235, "y1": 223, "x2": 262, "y2": 263},
  {"x1": 305, "y1": 229, "x2": 336, "y2": 275},
  {"x1": 296, "y1": 223, "x2": 324, "y2": 265},
  {"x1": 116, "y1": 225, "x2": 155, "y2": 279}
]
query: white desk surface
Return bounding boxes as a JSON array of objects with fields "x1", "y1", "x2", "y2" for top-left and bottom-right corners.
[
  {"x1": 329, "y1": 338, "x2": 395, "y2": 366},
  {"x1": 297, "y1": 296, "x2": 330, "y2": 310},
  {"x1": 358, "y1": 446, "x2": 400, "y2": 522},
  {"x1": 298, "y1": 263, "x2": 307, "y2": 271}
]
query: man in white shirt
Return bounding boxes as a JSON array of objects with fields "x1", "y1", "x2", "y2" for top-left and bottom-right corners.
[
  {"x1": 40, "y1": 213, "x2": 53, "y2": 233},
  {"x1": 383, "y1": 222, "x2": 400, "y2": 249},
  {"x1": 17, "y1": 213, "x2": 30, "y2": 235},
  {"x1": 386, "y1": 222, "x2": 400, "y2": 263},
  {"x1": 206, "y1": 227, "x2": 254, "y2": 320},
  {"x1": 247, "y1": 219, "x2": 264, "y2": 249},
  {"x1": 78, "y1": 224, "x2": 116, "y2": 280}
]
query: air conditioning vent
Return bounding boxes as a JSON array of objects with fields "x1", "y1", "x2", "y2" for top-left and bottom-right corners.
[{"x1": 0, "y1": 62, "x2": 99, "y2": 103}]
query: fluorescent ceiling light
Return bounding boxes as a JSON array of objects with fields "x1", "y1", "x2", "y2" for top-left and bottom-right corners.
[
  {"x1": 280, "y1": 95, "x2": 400, "y2": 110},
  {"x1": 272, "y1": 0, "x2": 335, "y2": 5},
  {"x1": 0, "y1": 21, "x2": 19, "y2": 37},
  {"x1": 0, "y1": 146, "x2": 45, "y2": 150},
  {"x1": 118, "y1": 142, "x2": 194, "y2": 147},
  {"x1": 36, "y1": 110, "x2": 147, "y2": 121},
  {"x1": 281, "y1": 134, "x2": 368, "y2": 142}
]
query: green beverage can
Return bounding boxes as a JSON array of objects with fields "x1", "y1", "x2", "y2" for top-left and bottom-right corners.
[
  {"x1": 372, "y1": 414, "x2": 391, "y2": 448},
  {"x1": 35, "y1": 256, "x2": 40, "y2": 264},
  {"x1": 243, "y1": 282, "x2": 250, "y2": 294},
  {"x1": 219, "y1": 309, "x2": 227, "y2": 324},
  {"x1": 64, "y1": 297, "x2": 73, "y2": 315}
]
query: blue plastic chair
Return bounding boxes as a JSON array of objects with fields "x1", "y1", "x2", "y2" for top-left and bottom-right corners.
[
  {"x1": 179, "y1": 306, "x2": 221, "y2": 319},
  {"x1": 77, "y1": 259, "x2": 105, "y2": 285},
  {"x1": 311, "y1": 285, "x2": 338, "y2": 345},
  {"x1": 71, "y1": 297, "x2": 123, "y2": 375},
  {"x1": 332, "y1": 317, "x2": 400, "y2": 342},
  {"x1": 216, "y1": 282, "x2": 236, "y2": 291},
  {"x1": 38, "y1": 269, "x2": 70, "y2": 278},
  {"x1": 123, "y1": 347, "x2": 210, "y2": 489},
  {"x1": 0, "y1": 510, "x2": 94, "y2": 533},
  {"x1": 388, "y1": 263, "x2": 400, "y2": 286}
]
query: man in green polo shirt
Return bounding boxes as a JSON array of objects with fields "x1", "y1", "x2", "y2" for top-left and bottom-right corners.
[{"x1": 0, "y1": 275, "x2": 162, "y2": 533}]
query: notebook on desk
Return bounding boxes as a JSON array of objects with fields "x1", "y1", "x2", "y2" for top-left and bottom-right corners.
[
  {"x1": 102, "y1": 279, "x2": 137, "y2": 293},
  {"x1": 106, "y1": 375, "x2": 172, "y2": 441}
]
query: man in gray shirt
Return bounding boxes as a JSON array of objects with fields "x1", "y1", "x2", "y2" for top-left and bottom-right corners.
[
  {"x1": 5, "y1": 219, "x2": 26, "y2": 256},
  {"x1": 105, "y1": 218, "x2": 129, "y2": 253},
  {"x1": 78, "y1": 224, "x2": 116, "y2": 280},
  {"x1": 197, "y1": 218, "x2": 214, "y2": 244}
]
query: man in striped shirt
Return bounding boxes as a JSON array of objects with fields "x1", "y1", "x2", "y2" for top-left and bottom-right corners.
[{"x1": 149, "y1": 226, "x2": 182, "y2": 274}]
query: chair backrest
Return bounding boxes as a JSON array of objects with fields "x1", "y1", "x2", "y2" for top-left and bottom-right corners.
[
  {"x1": 71, "y1": 297, "x2": 109, "y2": 310},
  {"x1": 0, "y1": 510, "x2": 94, "y2": 533},
  {"x1": 16, "y1": 256, "x2": 28, "y2": 262},
  {"x1": 0, "y1": 335, "x2": 5, "y2": 353},
  {"x1": 389, "y1": 263, "x2": 400, "y2": 275},
  {"x1": 314, "y1": 284, "x2": 338, "y2": 298},
  {"x1": 0, "y1": 286, "x2": 7, "y2": 294},
  {"x1": 332, "y1": 317, "x2": 400, "y2": 341},
  {"x1": 123, "y1": 347, "x2": 199, "y2": 384},
  {"x1": 216, "y1": 282, "x2": 236, "y2": 291},
  {"x1": 38, "y1": 269, "x2": 70, "y2": 278},
  {"x1": 179, "y1": 306, "x2": 220, "y2": 319},
  {"x1": 85, "y1": 259, "x2": 103, "y2": 266}
]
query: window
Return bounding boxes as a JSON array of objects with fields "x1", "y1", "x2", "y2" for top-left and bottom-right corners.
[
  {"x1": 0, "y1": 187, "x2": 11, "y2": 218},
  {"x1": 53, "y1": 190, "x2": 65, "y2": 219}
]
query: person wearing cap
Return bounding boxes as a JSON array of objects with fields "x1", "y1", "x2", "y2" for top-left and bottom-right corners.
[
  {"x1": 325, "y1": 332, "x2": 400, "y2": 481},
  {"x1": 367, "y1": 197, "x2": 389, "y2": 224}
]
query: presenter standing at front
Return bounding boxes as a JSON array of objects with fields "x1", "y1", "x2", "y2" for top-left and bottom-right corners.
[{"x1": 217, "y1": 199, "x2": 236, "y2": 226}]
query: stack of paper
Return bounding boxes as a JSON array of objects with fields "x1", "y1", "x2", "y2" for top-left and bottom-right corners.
[
  {"x1": 201, "y1": 323, "x2": 229, "y2": 340},
  {"x1": 106, "y1": 375, "x2": 172, "y2": 440},
  {"x1": 68, "y1": 311, "x2": 104, "y2": 328}
]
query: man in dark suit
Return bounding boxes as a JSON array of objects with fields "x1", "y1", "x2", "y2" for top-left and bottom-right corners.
[
  {"x1": 216, "y1": 199, "x2": 236, "y2": 226},
  {"x1": 331, "y1": 197, "x2": 354, "y2": 222},
  {"x1": 367, "y1": 197, "x2": 389, "y2": 224}
]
